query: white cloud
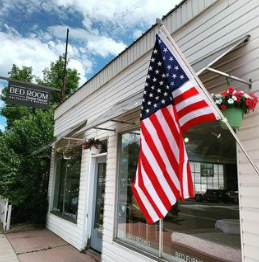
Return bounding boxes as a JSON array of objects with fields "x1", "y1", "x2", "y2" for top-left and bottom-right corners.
[
  {"x1": 47, "y1": 26, "x2": 127, "y2": 57},
  {"x1": 0, "y1": 81, "x2": 7, "y2": 109},
  {"x1": 0, "y1": 0, "x2": 182, "y2": 86},
  {"x1": 132, "y1": 29, "x2": 143, "y2": 40},
  {"x1": 0, "y1": 30, "x2": 56, "y2": 79},
  {"x1": 0, "y1": 28, "x2": 93, "y2": 86},
  {"x1": 68, "y1": 59, "x2": 89, "y2": 84},
  {"x1": 0, "y1": 0, "x2": 64, "y2": 20},
  {"x1": 54, "y1": 0, "x2": 181, "y2": 33}
]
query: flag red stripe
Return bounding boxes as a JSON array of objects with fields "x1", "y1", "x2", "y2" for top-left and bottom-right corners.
[
  {"x1": 141, "y1": 122, "x2": 180, "y2": 202},
  {"x1": 174, "y1": 87, "x2": 199, "y2": 105},
  {"x1": 177, "y1": 134, "x2": 185, "y2": 199},
  {"x1": 161, "y1": 106, "x2": 180, "y2": 148},
  {"x1": 147, "y1": 114, "x2": 181, "y2": 197},
  {"x1": 131, "y1": 183, "x2": 154, "y2": 224},
  {"x1": 181, "y1": 113, "x2": 216, "y2": 133},
  {"x1": 138, "y1": 154, "x2": 165, "y2": 218},
  {"x1": 187, "y1": 163, "x2": 195, "y2": 198},
  {"x1": 165, "y1": 105, "x2": 186, "y2": 198},
  {"x1": 149, "y1": 113, "x2": 179, "y2": 174},
  {"x1": 140, "y1": 150, "x2": 172, "y2": 211},
  {"x1": 177, "y1": 100, "x2": 209, "y2": 119},
  {"x1": 171, "y1": 105, "x2": 185, "y2": 199}
]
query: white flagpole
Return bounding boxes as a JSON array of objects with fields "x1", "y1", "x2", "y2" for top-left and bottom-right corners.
[
  {"x1": 159, "y1": 218, "x2": 163, "y2": 257},
  {"x1": 156, "y1": 19, "x2": 259, "y2": 176}
]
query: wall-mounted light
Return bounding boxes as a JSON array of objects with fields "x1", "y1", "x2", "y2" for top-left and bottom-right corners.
[
  {"x1": 211, "y1": 131, "x2": 221, "y2": 139},
  {"x1": 184, "y1": 137, "x2": 189, "y2": 143}
]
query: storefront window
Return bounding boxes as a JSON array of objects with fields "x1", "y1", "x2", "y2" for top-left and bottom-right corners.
[
  {"x1": 116, "y1": 123, "x2": 241, "y2": 262},
  {"x1": 163, "y1": 122, "x2": 241, "y2": 262},
  {"x1": 52, "y1": 146, "x2": 82, "y2": 223},
  {"x1": 116, "y1": 132, "x2": 159, "y2": 255}
]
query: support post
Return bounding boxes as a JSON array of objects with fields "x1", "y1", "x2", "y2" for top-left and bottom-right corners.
[
  {"x1": 0, "y1": 76, "x2": 61, "y2": 92},
  {"x1": 159, "y1": 219, "x2": 163, "y2": 257},
  {"x1": 61, "y1": 28, "x2": 69, "y2": 102},
  {"x1": 207, "y1": 67, "x2": 252, "y2": 87},
  {"x1": 6, "y1": 205, "x2": 12, "y2": 231},
  {"x1": 3, "y1": 201, "x2": 8, "y2": 232}
]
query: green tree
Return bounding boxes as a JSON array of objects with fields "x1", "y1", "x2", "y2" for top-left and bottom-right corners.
[
  {"x1": 1, "y1": 65, "x2": 34, "y2": 129},
  {"x1": 0, "y1": 111, "x2": 53, "y2": 225},
  {"x1": 0, "y1": 57, "x2": 80, "y2": 225},
  {"x1": 38, "y1": 55, "x2": 80, "y2": 105},
  {"x1": 8, "y1": 64, "x2": 34, "y2": 82}
]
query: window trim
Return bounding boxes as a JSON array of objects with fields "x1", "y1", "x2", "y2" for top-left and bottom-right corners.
[
  {"x1": 113, "y1": 129, "x2": 240, "y2": 262},
  {"x1": 51, "y1": 148, "x2": 82, "y2": 224},
  {"x1": 114, "y1": 129, "x2": 161, "y2": 257},
  {"x1": 113, "y1": 128, "x2": 140, "y2": 244}
]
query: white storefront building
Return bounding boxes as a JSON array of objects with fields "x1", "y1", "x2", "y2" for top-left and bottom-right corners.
[{"x1": 46, "y1": 0, "x2": 259, "y2": 261}]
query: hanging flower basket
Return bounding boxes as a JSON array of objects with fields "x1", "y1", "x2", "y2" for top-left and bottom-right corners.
[
  {"x1": 211, "y1": 87, "x2": 258, "y2": 129},
  {"x1": 82, "y1": 138, "x2": 107, "y2": 155},
  {"x1": 220, "y1": 108, "x2": 243, "y2": 129},
  {"x1": 82, "y1": 138, "x2": 102, "y2": 155},
  {"x1": 55, "y1": 146, "x2": 80, "y2": 159},
  {"x1": 90, "y1": 144, "x2": 102, "y2": 155}
]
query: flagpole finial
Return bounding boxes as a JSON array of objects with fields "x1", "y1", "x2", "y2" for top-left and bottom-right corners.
[{"x1": 156, "y1": 18, "x2": 163, "y2": 27}]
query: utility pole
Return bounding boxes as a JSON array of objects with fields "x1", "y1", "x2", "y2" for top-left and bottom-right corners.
[{"x1": 61, "y1": 28, "x2": 69, "y2": 102}]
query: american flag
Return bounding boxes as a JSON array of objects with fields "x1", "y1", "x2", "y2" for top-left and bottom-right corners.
[{"x1": 131, "y1": 31, "x2": 220, "y2": 224}]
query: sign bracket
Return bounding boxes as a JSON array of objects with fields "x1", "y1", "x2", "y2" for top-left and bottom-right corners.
[{"x1": 0, "y1": 76, "x2": 61, "y2": 92}]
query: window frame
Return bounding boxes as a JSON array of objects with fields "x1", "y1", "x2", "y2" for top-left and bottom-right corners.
[
  {"x1": 51, "y1": 146, "x2": 82, "y2": 224},
  {"x1": 113, "y1": 128, "x2": 240, "y2": 262},
  {"x1": 114, "y1": 129, "x2": 161, "y2": 257},
  {"x1": 114, "y1": 129, "x2": 141, "y2": 241}
]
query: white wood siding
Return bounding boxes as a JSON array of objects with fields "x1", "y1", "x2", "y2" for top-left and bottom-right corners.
[
  {"x1": 48, "y1": 0, "x2": 259, "y2": 261},
  {"x1": 54, "y1": 0, "x2": 218, "y2": 125},
  {"x1": 189, "y1": 1, "x2": 259, "y2": 261},
  {"x1": 47, "y1": 148, "x2": 89, "y2": 250}
]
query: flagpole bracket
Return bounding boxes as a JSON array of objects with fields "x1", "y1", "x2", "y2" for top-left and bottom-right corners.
[
  {"x1": 221, "y1": 117, "x2": 228, "y2": 123},
  {"x1": 156, "y1": 18, "x2": 163, "y2": 27}
]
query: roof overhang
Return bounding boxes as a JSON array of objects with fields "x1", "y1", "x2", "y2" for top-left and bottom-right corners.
[
  {"x1": 30, "y1": 120, "x2": 87, "y2": 156},
  {"x1": 76, "y1": 34, "x2": 251, "y2": 135},
  {"x1": 193, "y1": 34, "x2": 251, "y2": 86}
]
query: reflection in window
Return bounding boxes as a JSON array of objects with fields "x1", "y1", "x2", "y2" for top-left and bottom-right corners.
[
  {"x1": 116, "y1": 123, "x2": 241, "y2": 262},
  {"x1": 52, "y1": 146, "x2": 82, "y2": 223},
  {"x1": 94, "y1": 162, "x2": 106, "y2": 230},
  {"x1": 116, "y1": 132, "x2": 159, "y2": 255},
  {"x1": 163, "y1": 123, "x2": 241, "y2": 262}
]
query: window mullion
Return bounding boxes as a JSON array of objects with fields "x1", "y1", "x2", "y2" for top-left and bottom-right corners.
[
  {"x1": 62, "y1": 160, "x2": 68, "y2": 216},
  {"x1": 159, "y1": 218, "x2": 163, "y2": 258}
]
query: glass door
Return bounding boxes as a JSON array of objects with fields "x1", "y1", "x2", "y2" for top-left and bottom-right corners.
[{"x1": 91, "y1": 156, "x2": 107, "y2": 252}]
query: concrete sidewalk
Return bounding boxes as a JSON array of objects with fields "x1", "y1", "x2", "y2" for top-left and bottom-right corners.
[
  {"x1": 0, "y1": 234, "x2": 19, "y2": 262},
  {"x1": 2, "y1": 229, "x2": 98, "y2": 262}
]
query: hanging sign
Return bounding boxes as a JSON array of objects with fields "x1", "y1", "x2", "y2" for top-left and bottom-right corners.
[{"x1": 6, "y1": 81, "x2": 50, "y2": 109}]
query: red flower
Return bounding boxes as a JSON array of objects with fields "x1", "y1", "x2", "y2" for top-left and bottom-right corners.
[
  {"x1": 228, "y1": 86, "x2": 235, "y2": 93},
  {"x1": 221, "y1": 91, "x2": 228, "y2": 96},
  {"x1": 246, "y1": 98, "x2": 252, "y2": 106},
  {"x1": 221, "y1": 105, "x2": 227, "y2": 110},
  {"x1": 250, "y1": 93, "x2": 258, "y2": 104},
  {"x1": 215, "y1": 87, "x2": 258, "y2": 114}
]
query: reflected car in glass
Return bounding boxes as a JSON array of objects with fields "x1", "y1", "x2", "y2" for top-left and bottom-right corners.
[{"x1": 203, "y1": 189, "x2": 230, "y2": 203}]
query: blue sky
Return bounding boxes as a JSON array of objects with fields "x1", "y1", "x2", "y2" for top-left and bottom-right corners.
[{"x1": 0, "y1": 0, "x2": 181, "y2": 131}]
